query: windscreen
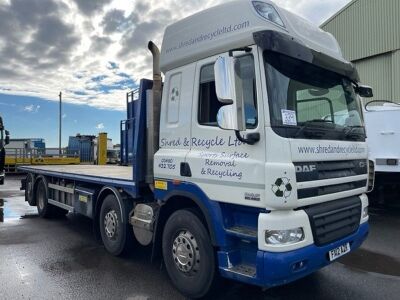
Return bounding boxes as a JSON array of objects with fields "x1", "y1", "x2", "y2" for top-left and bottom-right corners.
[{"x1": 264, "y1": 50, "x2": 365, "y2": 141}]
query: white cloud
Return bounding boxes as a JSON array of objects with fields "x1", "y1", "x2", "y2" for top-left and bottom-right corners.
[
  {"x1": 62, "y1": 113, "x2": 67, "y2": 118},
  {"x1": 23, "y1": 104, "x2": 40, "y2": 113},
  {"x1": 96, "y1": 123, "x2": 105, "y2": 129},
  {"x1": 0, "y1": 0, "x2": 350, "y2": 111}
]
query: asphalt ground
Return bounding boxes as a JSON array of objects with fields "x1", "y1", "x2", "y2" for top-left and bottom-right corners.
[{"x1": 1, "y1": 175, "x2": 400, "y2": 299}]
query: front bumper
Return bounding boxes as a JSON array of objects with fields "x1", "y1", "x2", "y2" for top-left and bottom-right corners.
[
  {"x1": 260, "y1": 222, "x2": 369, "y2": 287},
  {"x1": 219, "y1": 222, "x2": 369, "y2": 288}
]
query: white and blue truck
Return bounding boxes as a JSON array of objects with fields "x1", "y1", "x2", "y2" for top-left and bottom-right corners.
[{"x1": 20, "y1": 0, "x2": 373, "y2": 298}]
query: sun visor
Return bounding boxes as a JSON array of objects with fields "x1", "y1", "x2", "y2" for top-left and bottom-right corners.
[{"x1": 253, "y1": 30, "x2": 360, "y2": 82}]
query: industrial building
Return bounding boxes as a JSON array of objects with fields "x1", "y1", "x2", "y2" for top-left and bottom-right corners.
[
  {"x1": 5, "y1": 138, "x2": 45, "y2": 150},
  {"x1": 321, "y1": 0, "x2": 400, "y2": 103}
]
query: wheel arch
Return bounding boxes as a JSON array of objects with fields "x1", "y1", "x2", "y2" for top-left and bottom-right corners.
[
  {"x1": 157, "y1": 191, "x2": 219, "y2": 247},
  {"x1": 95, "y1": 186, "x2": 130, "y2": 224}
]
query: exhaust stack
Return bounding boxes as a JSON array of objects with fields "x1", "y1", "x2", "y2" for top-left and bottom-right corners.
[{"x1": 146, "y1": 41, "x2": 162, "y2": 185}]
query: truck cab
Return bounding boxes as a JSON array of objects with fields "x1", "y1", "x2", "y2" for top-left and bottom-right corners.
[
  {"x1": 0, "y1": 116, "x2": 10, "y2": 185},
  {"x1": 153, "y1": 0, "x2": 371, "y2": 292}
]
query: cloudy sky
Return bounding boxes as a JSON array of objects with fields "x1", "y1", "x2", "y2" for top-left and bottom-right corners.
[{"x1": 0, "y1": 0, "x2": 350, "y2": 146}]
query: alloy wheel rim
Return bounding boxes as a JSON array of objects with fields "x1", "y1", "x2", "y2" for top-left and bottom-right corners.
[
  {"x1": 172, "y1": 230, "x2": 200, "y2": 274},
  {"x1": 104, "y1": 210, "x2": 118, "y2": 240}
]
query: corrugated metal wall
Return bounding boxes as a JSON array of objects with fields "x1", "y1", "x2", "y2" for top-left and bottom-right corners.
[
  {"x1": 321, "y1": 0, "x2": 400, "y2": 102},
  {"x1": 322, "y1": 0, "x2": 400, "y2": 61},
  {"x1": 392, "y1": 50, "x2": 400, "y2": 101},
  {"x1": 353, "y1": 53, "x2": 392, "y2": 101}
]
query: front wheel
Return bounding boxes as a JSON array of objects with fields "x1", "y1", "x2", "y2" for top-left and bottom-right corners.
[{"x1": 162, "y1": 209, "x2": 217, "y2": 299}]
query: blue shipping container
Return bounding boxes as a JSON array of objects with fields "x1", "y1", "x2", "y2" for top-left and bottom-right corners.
[{"x1": 67, "y1": 136, "x2": 95, "y2": 163}]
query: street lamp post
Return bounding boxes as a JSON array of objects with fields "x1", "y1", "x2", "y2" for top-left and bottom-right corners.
[{"x1": 59, "y1": 91, "x2": 62, "y2": 156}]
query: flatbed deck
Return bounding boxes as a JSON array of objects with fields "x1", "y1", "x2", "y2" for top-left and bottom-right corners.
[{"x1": 18, "y1": 165, "x2": 134, "y2": 187}]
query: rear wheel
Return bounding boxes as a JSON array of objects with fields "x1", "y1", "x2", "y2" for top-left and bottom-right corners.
[
  {"x1": 99, "y1": 194, "x2": 128, "y2": 256},
  {"x1": 25, "y1": 173, "x2": 36, "y2": 206},
  {"x1": 162, "y1": 209, "x2": 217, "y2": 299},
  {"x1": 36, "y1": 179, "x2": 52, "y2": 218}
]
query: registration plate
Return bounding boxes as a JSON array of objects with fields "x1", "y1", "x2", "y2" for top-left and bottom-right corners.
[{"x1": 328, "y1": 243, "x2": 350, "y2": 261}]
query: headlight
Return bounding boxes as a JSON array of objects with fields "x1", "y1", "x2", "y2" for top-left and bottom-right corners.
[
  {"x1": 362, "y1": 206, "x2": 368, "y2": 218},
  {"x1": 265, "y1": 228, "x2": 304, "y2": 245},
  {"x1": 252, "y1": 1, "x2": 285, "y2": 28}
]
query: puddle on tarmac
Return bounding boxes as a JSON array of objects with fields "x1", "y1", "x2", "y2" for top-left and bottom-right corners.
[
  {"x1": 339, "y1": 248, "x2": 400, "y2": 277},
  {"x1": 0, "y1": 190, "x2": 24, "y2": 198},
  {"x1": 0, "y1": 198, "x2": 38, "y2": 222}
]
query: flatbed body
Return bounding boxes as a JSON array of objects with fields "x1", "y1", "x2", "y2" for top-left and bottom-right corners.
[{"x1": 18, "y1": 165, "x2": 136, "y2": 195}]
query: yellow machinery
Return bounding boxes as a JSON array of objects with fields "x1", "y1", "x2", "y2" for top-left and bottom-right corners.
[{"x1": 97, "y1": 132, "x2": 107, "y2": 165}]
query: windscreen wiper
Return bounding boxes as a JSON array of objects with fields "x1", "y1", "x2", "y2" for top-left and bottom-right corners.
[
  {"x1": 294, "y1": 119, "x2": 334, "y2": 138},
  {"x1": 343, "y1": 126, "x2": 366, "y2": 140}
]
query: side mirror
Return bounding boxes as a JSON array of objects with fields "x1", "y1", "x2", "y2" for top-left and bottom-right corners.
[
  {"x1": 217, "y1": 105, "x2": 237, "y2": 130},
  {"x1": 5, "y1": 130, "x2": 9, "y2": 145},
  {"x1": 214, "y1": 56, "x2": 245, "y2": 131},
  {"x1": 355, "y1": 85, "x2": 373, "y2": 98}
]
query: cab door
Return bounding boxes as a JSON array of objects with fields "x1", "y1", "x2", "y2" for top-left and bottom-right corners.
[
  {"x1": 154, "y1": 63, "x2": 196, "y2": 182},
  {"x1": 186, "y1": 47, "x2": 266, "y2": 207}
]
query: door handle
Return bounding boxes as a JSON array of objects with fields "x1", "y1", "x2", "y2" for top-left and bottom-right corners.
[
  {"x1": 380, "y1": 131, "x2": 395, "y2": 135},
  {"x1": 180, "y1": 162, "x2": 192, "y2": 177}
]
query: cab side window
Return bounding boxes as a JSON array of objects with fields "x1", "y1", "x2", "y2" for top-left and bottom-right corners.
[
  {"x1": 198, "y1": 55, "x2": 258, "y2": 128},
  {"x1": 198, "y1": 65, "x2": 221, "y2": 126}
]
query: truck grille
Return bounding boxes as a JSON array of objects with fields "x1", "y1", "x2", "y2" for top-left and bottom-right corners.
[
  {"x1": 294, "y1": 159, "x2": 367, "y2": 182},
  {"x1": 298, "y1": 180, "x2": 367, "y2": 199},
  {"x1": 303, "y1": 197, "x2": 361, "y2": 246},
  {"x1": 295, "y1": 160, "x2": 368, "y2": 200}
]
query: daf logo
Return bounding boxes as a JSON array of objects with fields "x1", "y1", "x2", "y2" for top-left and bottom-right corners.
[{"x1": 295, "y1": 165, "x2": 317, "y2": 173}]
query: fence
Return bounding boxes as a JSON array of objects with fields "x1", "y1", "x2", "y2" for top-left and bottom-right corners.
[{"x1": 4, "y1": 148, "x2": 80, "y2": 173}]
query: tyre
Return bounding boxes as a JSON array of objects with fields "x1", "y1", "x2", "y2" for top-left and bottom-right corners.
[
  {"x1": 162, "y1": 209, "x2": 217, "y2": 299},
  {"x1": 36, "y1": 179, "x2": 52, "y2": 218},
  {"x1": 25, "y1": 173, "x2": 36, "y2": 206},
  {"x1": 99, "y1": 194, "x2": 128, "y2": 256}
]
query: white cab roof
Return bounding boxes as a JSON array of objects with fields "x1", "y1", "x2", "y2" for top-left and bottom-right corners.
[{"x1": 160, "y1": 0, "x2": 345, "y2": 72}]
